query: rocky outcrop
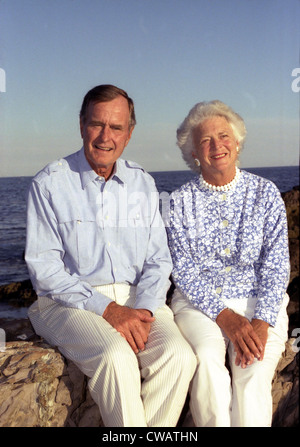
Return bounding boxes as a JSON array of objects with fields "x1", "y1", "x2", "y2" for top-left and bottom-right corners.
[
  {"x1": 0, "y1": 340, "x2": 103, "y2": 427},
  {"x1": 282, "y1": 186, "x2": 299, "y2": 338},
  {"x1": 0, "y1": 336, "x2": 298, "y2": 427},
  {"x1": 282, "y1": 186, "x2": 299, "y2": 284},
  {"x1": 272, "y1": 338, "x2": 299, "y2": 427},
  {"x1": 0, "y1": 279, "x2": 36, "y2": 308}
]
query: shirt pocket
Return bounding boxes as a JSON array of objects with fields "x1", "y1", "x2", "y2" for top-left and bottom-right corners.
[{"x1": 57, "y1": 213, "x2": 101, "y2": 271}]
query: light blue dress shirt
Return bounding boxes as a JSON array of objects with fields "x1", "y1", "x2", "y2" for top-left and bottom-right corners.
[
  {"x1": 25, "y1": 148, "x2": 172, "y2": 316},
  {"x1": 166, "y1": 170, "x2": 290, "y2": 326}
]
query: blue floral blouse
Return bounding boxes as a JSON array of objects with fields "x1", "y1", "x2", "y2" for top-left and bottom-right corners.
[{"x1": 166, "y1": 170, "x2": 290, "y2": 326}]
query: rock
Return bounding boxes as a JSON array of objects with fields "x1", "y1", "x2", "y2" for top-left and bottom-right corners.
[
  {"x1": 0, "y1": 318, "x2": 38, "y2": 342},
  {"x1": 282, "y1": 186, "x2": 299, "y2": 283},
  {"x1": 281, "y1": 186, "x2": 299, "y2": 338},
  {"x1": 0, "y1": 340, "x2": 103, "y2": 427},
  {"x1": 287, "y1": 276, "x2": 300, "y2": 336},
  {"x1": 272, "y1": 338, "x2": 299, "y2": 427},
  {"x1": 0, "y1": 279, "x2": 37, "y2": 307},
  {"x1": 0, "y1": 335, "x2": 298, "y2": 427}
]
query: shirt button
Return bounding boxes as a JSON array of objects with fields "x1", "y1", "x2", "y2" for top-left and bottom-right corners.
[
  {"x1": 225, "y1": 266, "x2": 232, "y2": 273},
  {"x1": 222, "y1": 219, "x2": 229, "y2": 227},
  {"x1": 224, "y1": 247, "x2": 230, "y2": 255},
  {"x1": 216, "y1": 287, "x2": 222, "y2": 294},
  {"x1": 221, "y1": 194, "x2": 227, "y2": 201}
]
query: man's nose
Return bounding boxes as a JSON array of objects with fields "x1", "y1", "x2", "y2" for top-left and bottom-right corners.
[{"x1": 98, "y1": 124, "x2": 111, "y2": 141}]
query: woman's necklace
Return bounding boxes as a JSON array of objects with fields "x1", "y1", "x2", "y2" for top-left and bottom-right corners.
[{"x1": 200, "y1": 168, "x2": 241, "y2": 192}]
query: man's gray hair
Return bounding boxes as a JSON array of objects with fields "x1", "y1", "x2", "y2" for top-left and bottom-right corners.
[{"x1": 176, "y1": 100, "x2": 247, "y2": 172}]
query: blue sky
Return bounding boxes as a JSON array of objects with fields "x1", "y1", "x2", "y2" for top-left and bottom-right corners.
[{"x1": 0, "y1": 0, "x2": 299, "y2": 177}]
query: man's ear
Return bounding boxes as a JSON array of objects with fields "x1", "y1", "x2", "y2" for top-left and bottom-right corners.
[
  {"x1": 79, "y1": 118, "x2": 84, "y2": 139},
  {"x1": 125, "y1": 126, "x2": 135, "y2": 147}
]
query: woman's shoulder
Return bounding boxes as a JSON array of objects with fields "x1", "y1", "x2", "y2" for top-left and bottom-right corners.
[
  {"x1": 170, "y1": 177, "x2": 200, "y2": 198},
  {"x1": 241, "y1": 169, "x2": 282, "y2": 201}
]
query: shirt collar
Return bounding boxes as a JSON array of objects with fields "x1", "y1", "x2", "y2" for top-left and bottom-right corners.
[
  {"x1": 78, "y1": 147, "x2": 98, "y2": 189},
  {"x1": 78, "y1": 147, "x2": 127, "y2": 189},
  {"x1": 111, "y1": 159, "x2": 127, "y2": 186}
]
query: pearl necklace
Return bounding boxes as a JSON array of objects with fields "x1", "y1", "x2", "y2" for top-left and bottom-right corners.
[{"x1": 200, "y1": 168, "x2": 241, "y2": 192}]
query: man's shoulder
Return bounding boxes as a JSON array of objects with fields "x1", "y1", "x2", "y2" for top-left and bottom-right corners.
[
  {"x1": 123, "y1": 159, "x2": 145, "y2": 172},
  {"x1": 32, "y1": 151, "x2": 78, "y2": 184},
  {"x1": 120, "y1": 159, "x2": 156, "y2": 185}
]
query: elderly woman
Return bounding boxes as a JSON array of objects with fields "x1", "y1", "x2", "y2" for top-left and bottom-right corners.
[{"x1": 166, "y1": 100, "x2": 290, "y2": 427}]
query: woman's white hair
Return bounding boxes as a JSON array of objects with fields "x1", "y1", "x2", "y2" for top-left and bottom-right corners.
[{"x1": 176, "y1": 100, "x2": 247, "y2": 172}]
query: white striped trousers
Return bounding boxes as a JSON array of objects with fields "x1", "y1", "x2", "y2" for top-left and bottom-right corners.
[{"x1": 28, "y1": 284, "x2": 196, "y2": 427}]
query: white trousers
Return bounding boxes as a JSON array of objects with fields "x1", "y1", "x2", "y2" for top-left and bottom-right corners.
[
  {"x1": 28, "y1": 284, "x2": 196, "y2": 427},
  {"x1": 171, "y1": 290, "x2": 289, "y2": 427}
]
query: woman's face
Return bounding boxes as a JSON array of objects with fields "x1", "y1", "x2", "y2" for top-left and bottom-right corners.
[{"x1": 192, "y1": 116, "x2": 239, "y2": 183}]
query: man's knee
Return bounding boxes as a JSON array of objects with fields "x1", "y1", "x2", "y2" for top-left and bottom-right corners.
[{"x1": 164, "y1": 334, "x2": 197, "y2": 375}]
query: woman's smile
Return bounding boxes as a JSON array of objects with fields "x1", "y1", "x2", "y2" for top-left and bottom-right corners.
[
  {"x1": 192, "y1": 116, "x2": 238, "y2": 185},
  {"x1": 210, "y1": 153, "x2": 228, "y2": 160}
]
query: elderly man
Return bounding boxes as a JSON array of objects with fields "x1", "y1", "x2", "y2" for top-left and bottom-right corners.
[{"x1": 26, "y1": 84, "x2": 196, "y2": 427}]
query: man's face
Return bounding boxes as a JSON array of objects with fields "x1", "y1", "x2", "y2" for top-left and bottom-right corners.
[{"x1": 80, "y1": 95, "x2": 134, "y2": 179}]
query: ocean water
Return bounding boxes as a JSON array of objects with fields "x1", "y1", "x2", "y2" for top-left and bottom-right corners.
[
  {"x1": 0, "y1": 166, "x2": 299, "y2": 287},
  {"x1": 150, "y1": 166, "x2": 300, "y2": 195}
]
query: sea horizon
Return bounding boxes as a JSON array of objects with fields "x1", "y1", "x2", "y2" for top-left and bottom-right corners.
[{"x1": 0, "y1": 163, "x2": 299, "y2": 179}]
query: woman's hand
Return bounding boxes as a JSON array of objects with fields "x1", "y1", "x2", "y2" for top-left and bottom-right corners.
[
  {"x1": 236, "y1": 319, "x2": 270, "y2": 367},
  {"x1": 216, "y1": 309, "x2": 264, "y2": 368}
]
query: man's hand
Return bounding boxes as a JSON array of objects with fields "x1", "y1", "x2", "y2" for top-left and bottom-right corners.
[
  {"x1": 216, "y1": 309, "x2": 264, "y2": 368},
  {"x1": 102, "y1": 302, "x2": 155, "y2": 353}
]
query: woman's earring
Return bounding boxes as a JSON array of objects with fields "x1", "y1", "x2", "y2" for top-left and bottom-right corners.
[
  {"x1": 236, "y1": 146, "x2": 239, "y2": 153},
  {"x1": 194, "y1": 158, "x2": 200, "y2": 167}
]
